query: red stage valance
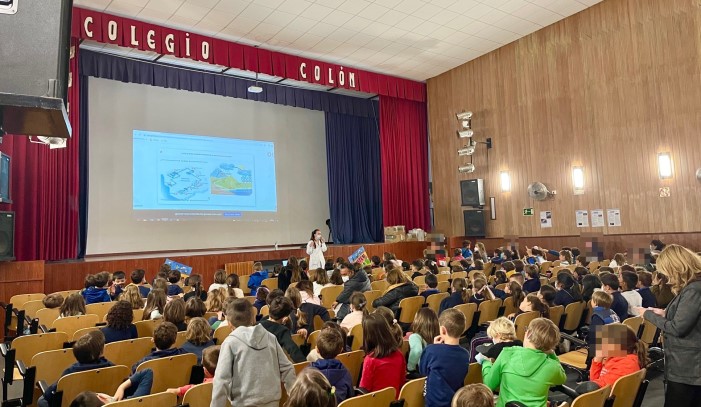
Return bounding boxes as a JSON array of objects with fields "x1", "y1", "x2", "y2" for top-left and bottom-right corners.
[{"x1": 71, "y1": 7, "x2": 426, "y2": 102}]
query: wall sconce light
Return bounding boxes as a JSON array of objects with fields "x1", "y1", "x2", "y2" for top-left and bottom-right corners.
[
  {"x1": 572, "y1": 166, "x2": 584, "y2": 194},
  {"x1": 500, "y1": 171, "x2": 511, "y2": 192},
  {"x1": 658, "y1": 153, "x2": 673, "y2": 179}
]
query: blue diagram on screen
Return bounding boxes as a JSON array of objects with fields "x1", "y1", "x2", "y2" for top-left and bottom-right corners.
[{"x1": 133, "y1": 130, "x2": 277, "y2": 213}]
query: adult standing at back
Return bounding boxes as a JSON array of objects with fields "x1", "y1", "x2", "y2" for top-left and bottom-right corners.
[
  {"x1": 306, "y1": 229, "x2": 328, "y2": 270},
  {"x1": 636, "y1": 244, "x2": 701, "y2": 407}
]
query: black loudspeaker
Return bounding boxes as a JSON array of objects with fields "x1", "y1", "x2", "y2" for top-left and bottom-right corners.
[
  {"x1": 0, "y1": 0, "x2": 73, "y2": 100},
  {"x1": 463, "y1": 210, "x2": 485, "y2": 237},
  {"x1": 0, "y1": 211, "x2": 15, "y2": 261},
  {"x1": 460, "y1": 179, "x2": 485, "y2": 207}
]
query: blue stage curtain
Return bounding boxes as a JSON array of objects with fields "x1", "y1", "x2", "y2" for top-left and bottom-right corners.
[
  {"x1": 325, "y1": 112, "x2": 383, "y2": 244},
  {"x1": 79, "y1": 50, "x2": 378, "y2": 118}
]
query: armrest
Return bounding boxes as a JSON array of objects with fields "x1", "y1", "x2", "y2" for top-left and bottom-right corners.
[
  {"x1": 0, "y1": 342, "x2": 9, "y2": 357},
  {"x1": 560, "y1": 332, "x2": 587, "y2": 348},
  {"x1": 95, "y1": 322, "x2": 107, "y2": 327},
  {"x1": 39, "y1": 324, "x2": 49, "y2": 333},
  {"x1": 355, "y1": 387, "x2": 370, "y2": 396},
  {"x1": 390, "y1": 400, "x2": 405, "y2": 407},
  {"x1": 16, "y1": 360, "x2": 27, "y2": 376},
  {"x1": 558, "y1": 313, "x2": 567, "y2": 330},
  {"x1": 37, "y1": 380, "x2": 50, "y2": 395},
  {"x1": 504, "y1": 402, "x2": 528, "y2": 407}
]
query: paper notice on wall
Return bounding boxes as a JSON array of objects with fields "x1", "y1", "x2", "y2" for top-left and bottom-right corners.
[
  {"x1": 607, "y1": 209, "x2": 622, "y2": 227},
  {"x1": 591, "y1": 209, "x2": 605, "y2": 228},
  {"x1": 576, "y1": 210, "x2": 589, "y2": 227},
  {"x1": 540, "y1": 211, "x2": 552, "y2": 228}
]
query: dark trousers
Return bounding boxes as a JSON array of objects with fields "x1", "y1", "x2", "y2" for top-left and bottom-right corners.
[{"x1": 665, "y1": 380, "x2": 701, "y2": 407}]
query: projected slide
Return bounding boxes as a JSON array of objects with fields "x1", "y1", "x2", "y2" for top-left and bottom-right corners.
[{"x1": 133, "y1": 130, "x2": 277, "y2": 221}]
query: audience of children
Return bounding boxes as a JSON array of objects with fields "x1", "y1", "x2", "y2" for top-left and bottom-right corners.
[
  {"x1": 212, "y1": 298, "x2": 295, "y2": 407},
  {"x1": 310, "y1": 328, "x2": 354, "y2": 404},
  {"x1": 481, "y1": 318, "x2": 567, "y2": 407},
  {"x1": 100, "y1": 300, "x2": 138, "y2": 343},
  {"x1": 407, "y1": 307, "x2": 439, "y2": 376},
  {"x1": 420, "y1": 309, "x2": 471, "y2": 407}
]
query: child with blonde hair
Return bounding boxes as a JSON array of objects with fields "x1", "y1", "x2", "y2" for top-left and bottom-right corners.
[
  {"x1": 474, "y1": 317, "x2": 523, "y2": 364},
  {"x1": 451, "y1": 384, "x2": 494, "y2": 407}
]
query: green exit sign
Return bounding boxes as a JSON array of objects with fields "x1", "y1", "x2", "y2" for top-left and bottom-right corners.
[{"x1": 523, "y1": 208, "x2": 534, "y2": 216}]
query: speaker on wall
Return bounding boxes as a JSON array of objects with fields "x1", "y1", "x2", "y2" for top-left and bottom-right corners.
[
  {"x1": 0, "y1": 0, "x2": 73, "y2": 138},
  {"x1": 460, "y1": 179, "x2": 485, "y2": 207},
  {"x1": 463, "y1": 210, "x2": 485, "y2": 237},
  {"x1": 0, "y1": 211, "x2": 15, "y2": 261}
]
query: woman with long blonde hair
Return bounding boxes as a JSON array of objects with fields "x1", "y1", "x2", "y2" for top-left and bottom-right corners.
[{"x1": 637, "y1": 244, "x2": 701, "y2": 407}]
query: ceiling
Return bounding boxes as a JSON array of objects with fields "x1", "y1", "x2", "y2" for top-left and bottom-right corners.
[{"x1": 75, "y1": 0, "x2": 603, "y2": 81}]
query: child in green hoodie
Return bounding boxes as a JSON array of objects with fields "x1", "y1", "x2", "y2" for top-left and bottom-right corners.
[{"x1": 481, "y1": 317, "x2": 566, "y2": 407}]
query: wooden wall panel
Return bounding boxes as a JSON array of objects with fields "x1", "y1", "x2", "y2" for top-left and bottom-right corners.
[
  {"x1": 0, "y1": 261, "x2": 45, "y2": 329},
  {"x1": 43, "y1": 242, "x2": 429, "y2": 293},
  {"x1": 427, "y1": 0, "x2": 701, "y2": 239}
]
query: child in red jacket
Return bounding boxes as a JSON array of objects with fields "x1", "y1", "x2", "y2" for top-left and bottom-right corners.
[{"x1": 563, "y1": 324, "x2": 647, "y2": 397}]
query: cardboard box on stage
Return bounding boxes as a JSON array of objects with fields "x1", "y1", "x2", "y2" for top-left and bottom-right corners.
[
  {"x1": 385, "y1": 233, "x2": 406, "y2": 242},
  {"x1": 384, "y1": 225, "x2": 406, "y2": 235}
]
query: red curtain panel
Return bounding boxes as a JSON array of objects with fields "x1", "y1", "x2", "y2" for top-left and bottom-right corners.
[{"x1": 379, "y1": 96, "x2": 431, "y2": 232}]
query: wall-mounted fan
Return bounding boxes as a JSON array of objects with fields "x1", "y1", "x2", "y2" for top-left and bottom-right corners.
[{"x1": 527, "y1": 182, "x2": 555, "y2": 201}]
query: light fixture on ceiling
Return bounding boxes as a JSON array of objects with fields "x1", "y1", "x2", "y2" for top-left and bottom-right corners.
[
  {"x1": 458, "y1": 130, "x2": 474, "y2": 138},
  {"x1": 458, "y1": 164, "x2": 475, "y2": 174},
  {"x1": 248, "y1": 72, "x2": 263, "y2": 94},
  {"x1": 572, "y1": 166, "x2": 585, "y2": 194},
  {"x1": 500, "y1": 171, "x2": 511, "y2": 192},
  {"x1": 658, "y1": 152, "x2": 673, "y2": 179}
]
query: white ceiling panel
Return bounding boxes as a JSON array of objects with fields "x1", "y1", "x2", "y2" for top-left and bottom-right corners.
[{"x1": 74, "y1": 0, "x2": 604, "y2": 80}]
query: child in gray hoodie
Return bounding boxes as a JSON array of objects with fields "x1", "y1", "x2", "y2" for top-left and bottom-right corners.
[{"x1": 211, "y1": 298, "x2": 296, "y2": 407}]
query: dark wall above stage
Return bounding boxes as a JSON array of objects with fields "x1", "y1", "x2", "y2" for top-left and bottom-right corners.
[{"x1": 427, "y1": 0, "x2": 701, "y2": 239}]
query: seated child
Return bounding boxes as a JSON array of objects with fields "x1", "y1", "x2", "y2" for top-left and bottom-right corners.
[
  {"x1": 167, "y1": 270, "x2": 184, "y2": 296},
  {"x1": 359, "y1": 312, "x2": 406, "y2": 397},
  {"x1": 474, "y1": 317, "x2": 523, "y2": 364},
  {"x1": 307, "y1": 321, "x2": 349, "y2": 363},
  {"x1": 560, "y1": 324, "x2": 647, "y2": 399},
  {"x1": 38, "y1": 331, "x2": 114, "y2": 407},
  {"x1": 420, "y1": 273, "x2": 440, "y2": 299},
  {"x1": 260, "y1": 296, "x2": 306, "y2": 363},
  {"x1": 408, "y1": 308, "x2": 439, "y2": 376},
  {"x1": 635, "y1": 270, "x2": 656, "y2": 308},
  {"x1": 419, "y1": 309, "x2": 471, "y2": 407},
  {"x1": 166, "y1": 346, "x2": 220, "y2": 399},
  {"x1": 481, "y1": 318, "x2": 566, "y2": 407},
  {"x1": 310, "y1": 328, "x2": 354, "y2": 404},
  {"x1": 439, "y1": 278, "x2": 469, "y2": 315},
  {"x1": 60, "y1": 292, "x2": 86, "y2": 318},
  {"x1": 284, "y1": 367, "x2": 336, "y2": 407},
  {"x1": 82, "y1": 272, "x2": 111, "y2": 304},
  {"x1": 451, "y1": 383, "x2": 494, "y2": 407},
  {"x1": 181, "y1": 317, "x2": 215, "y2": 363},
  {"x1": 522, "y1": 265, "x2": 541, "y2": 294},
  {"x1": 339, "y1": 292, "x2": 368, "y2": 331},
  {"x1": 109, "y1": 271, "x2": 127, "y2": 300},
  {"x1": 42, "y1": 293, "x2": 64, "y2": 309},
  {"x1": 100, "y1": 300, "x2": 138, "y2": 344},
  {"x1": 586, "y1": 291, "x2": 620, "y2": 367},
  {"x1": 600, "y1": 273, "x2": 629, "y2": 322},
  {"x1": 130, "y1": 269, "x2": 151, "y2": 298},
  {"x1": 619, "y1": 270, "x2": 642, "y2": 316},
  {"x1": 131, "y1": 322, "x2": 187, "y2": 372},
  {"x1": 212, "y1": 298, "x2": 295, "y2": 407},
  {"x1": 469, "y1": 278, "x2": 495, "y2": 306}
]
